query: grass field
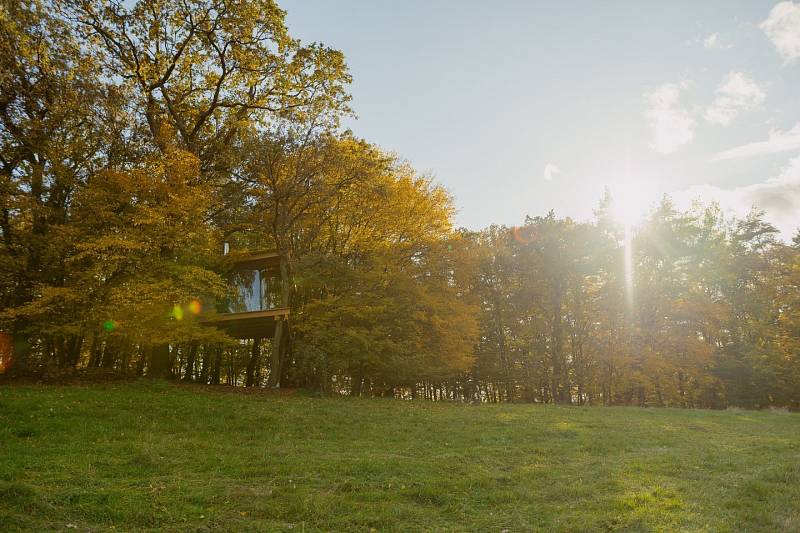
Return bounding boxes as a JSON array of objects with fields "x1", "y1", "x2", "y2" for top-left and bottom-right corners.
[{"x1": 1, "y1": 382, "x2": 799, "y2": 532}]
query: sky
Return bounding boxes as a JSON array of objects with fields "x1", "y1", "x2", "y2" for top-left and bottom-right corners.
[{"x1": 282, "y1": 1, "x2": 800, "y2": 238}]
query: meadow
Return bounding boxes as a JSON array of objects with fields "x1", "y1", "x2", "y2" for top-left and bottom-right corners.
[{"x1": 1, "y1": 382, "x2": 799, "y2": 532}]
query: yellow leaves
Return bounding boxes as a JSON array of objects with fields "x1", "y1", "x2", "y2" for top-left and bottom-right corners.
[
  {"x1": 298, "y1": 242, "x2": 479, "y2": 383},
  {"x1": 1, "y1": 286, "x2": 83, "y2": 322},
  {"x1": 2, "y1": 139, "x2": 225, "y2": 343},
  {"x1": 162, "y1": 148, "x2": 200, "y2": 184},
  {"x1": 73, "y1": 235, "x2": 149, "y2": 258},
  {"x1": 68, "y1": 0, "x2": 350, "y2": 148}
]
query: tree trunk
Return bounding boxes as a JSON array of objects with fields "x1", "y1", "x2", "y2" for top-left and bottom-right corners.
[
  {"x1": 87, "y1": 336, "x2": 101, "y2": 368},
  {"x1": 245, "y1": 338, "x2": 261, "y2": 387},
  {"x1": 101, "y1": 340, "x2": 116, "y2": 369},
  {"x1": 211, "y1": 345, "x2": 222, "y2": 385},
  {"x1": 9, "y1": 328, "x2": 31, "y2": 376},
  {"x1": 550, "y1": 290, "x2": 570, "y2": 404},
  {"x1": 352, "y1": 371, "x2": 364, "y2": 397},
  {"x1": 199, "y1": 344, "x2": 210, "y2": 384},
  {"x1": 183, "y1": 343, "x2": 198, "y2": 382},
  {"x1": 267, "y1": 252, "x2": 291, "y2": 388},
  {"x1": 149, "y1": 343, "x2": 171, "y2": 378}
]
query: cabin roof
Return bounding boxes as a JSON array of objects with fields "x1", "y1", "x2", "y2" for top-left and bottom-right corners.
[{"x1": 224, "y1": 250, "x2": 280, "y2": 271}]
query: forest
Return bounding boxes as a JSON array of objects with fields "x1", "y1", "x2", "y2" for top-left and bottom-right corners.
[{"x1": 2, "y1": 0, "x2": 800, "y2": 410}]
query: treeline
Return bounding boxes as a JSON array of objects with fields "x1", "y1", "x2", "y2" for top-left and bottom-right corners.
[
  {"x1": 1, "y1": 0, "x2": 799, "y2": 409},
  {"x1": 470, "y1": 205, "x2": 800, "y2": 409}
]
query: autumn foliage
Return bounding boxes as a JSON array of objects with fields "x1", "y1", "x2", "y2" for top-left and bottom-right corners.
[{"x1": 1, "y1": 0, "x2": 799, "y2": 408}]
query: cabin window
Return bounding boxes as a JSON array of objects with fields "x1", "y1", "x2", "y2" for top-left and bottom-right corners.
[{"x1": 229, "y1": 269, "x2": 280, "y2": 312}]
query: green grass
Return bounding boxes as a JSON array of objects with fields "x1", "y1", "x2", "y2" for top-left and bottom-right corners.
[{"x1": 1, "y1": 382, "x2": 799, "y2": 532}]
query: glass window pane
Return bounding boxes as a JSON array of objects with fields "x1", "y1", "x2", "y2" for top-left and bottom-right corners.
[
  {"x1": 261, "y1": 272, "x2": 280, "y2": 309},
  {"x1": 230, "y1": 269, "x2": 261, "y2": 312}
]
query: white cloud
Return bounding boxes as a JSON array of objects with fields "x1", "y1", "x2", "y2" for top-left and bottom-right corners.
[
  {"x1": 760, "y1": 1, "x2": 800, "y2": 63},
  {"x1": 703, "y1": 33, "x2": 733, "y2": 50},
  {"x1": 644, "y1": 81, "x2": 696, "y2": 154},
  {"x1": 543, "y1": 163, "x2": 560, "y2": 181},
  {"x1": 675, "y1": 155, "x2": 800, "y2": 240},
  {"x1": 704, "y1": 71, "x2": 765, "y2": 126},
  {"x1": 713, "y1": 122, "x2": 800, "y2": 160}
]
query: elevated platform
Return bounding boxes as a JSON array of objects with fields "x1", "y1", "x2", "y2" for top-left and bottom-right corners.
[{"x1": 202, "y1": 308, "x2": 289, "y2": 339}]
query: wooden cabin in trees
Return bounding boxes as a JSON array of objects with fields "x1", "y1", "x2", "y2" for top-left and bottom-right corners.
[{"x1": 203, "y1": 250, "x2": 289, "y2": 339}]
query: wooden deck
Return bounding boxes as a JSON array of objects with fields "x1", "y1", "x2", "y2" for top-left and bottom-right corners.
[{"x1": 202, "y1": 308, "x2": 289, "y2": 339}]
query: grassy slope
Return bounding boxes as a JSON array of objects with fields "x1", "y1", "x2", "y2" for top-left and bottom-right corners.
[{"x1": 1, "y1": 382, "x2": 799, "y2": 532}]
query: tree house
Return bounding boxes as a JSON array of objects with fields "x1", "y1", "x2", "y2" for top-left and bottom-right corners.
[{"x1": 203, "y1": 250, "x2": 289, "y2": 339}]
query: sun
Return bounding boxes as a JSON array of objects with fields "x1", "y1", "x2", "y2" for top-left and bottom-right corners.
[
  {"x1": 609, "y1": 186, "x2": 652, "y2": 229},
  {"x1": 605, "y1": 180, "x2": 654, "y2": 313}
]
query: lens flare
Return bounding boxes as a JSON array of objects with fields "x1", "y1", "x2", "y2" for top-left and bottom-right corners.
[
  {"x1": 103, "y1": 320, "x2": 118, "y2": 332},
  {"x1": 171, "y1": 304, "x2": 184, "y2": 321},
  {"x1": 188, "y1": 299, "x2": 202, "y2": 315},
  {"x1": 623, "y1": 224, "x2": 634, "y2": 314}
]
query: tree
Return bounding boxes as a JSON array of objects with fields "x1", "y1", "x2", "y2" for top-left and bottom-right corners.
[
  {"x1": 0, "y1": 0, "x2": 109, "y2": 372},
  {"x1": 2, "y1": 143, "x2": 228, "y2": 375},
  {"x1": 62, "y1": 0, "x2": 350, "y2": 172},
  {"x1": 288, "y1": 145, "x2": 474, "y2": 394}
]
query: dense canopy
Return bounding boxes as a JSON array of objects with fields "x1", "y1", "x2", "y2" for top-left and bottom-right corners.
[{"x1": 1, "y1": 0, "x2": 799, "y2": 409}]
